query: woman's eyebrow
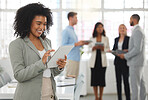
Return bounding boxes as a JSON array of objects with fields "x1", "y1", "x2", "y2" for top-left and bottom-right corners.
[{"x1": 36, "y1": 21, "x2": 42, "y2": 23}]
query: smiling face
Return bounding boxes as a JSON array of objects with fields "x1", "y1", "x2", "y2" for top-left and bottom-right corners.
[{"x1": 30, "y1": 15, "x2": 47, "y2": 38}]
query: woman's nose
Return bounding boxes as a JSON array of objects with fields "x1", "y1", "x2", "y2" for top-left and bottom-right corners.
[{"x1": 40, "y1": 25, "x2": 45, "y2": 30}]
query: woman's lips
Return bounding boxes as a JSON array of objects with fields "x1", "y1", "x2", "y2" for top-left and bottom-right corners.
[{"x1": 37, "y1": 31, "x2": 43, "y2": 34}]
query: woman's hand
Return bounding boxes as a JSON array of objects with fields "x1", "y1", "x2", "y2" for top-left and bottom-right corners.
[
  {"x1": 107, "y1": 50, "x2": 112, "y2": 52},
  {"x1": 92, "y1": 45, "x2": 104, "y2": 51},
  {"x1": 42, "y1": 49, "x2": 55, "y2": 64},
  {"x1": 99, "y1": 45, "x2": 104, "y2": 51},
  {"x1": 123, "y1": 49, "x2": 128, "y2": 52},
  {"x1": 92, "y1": 46, "x2": 97, "y2": 51},
  {"x1": 118, "y1": 54, "x2": 125, "y2": 59},
  {"x1": 57, "y1": 55, "x2": 67, "y2": 69}
]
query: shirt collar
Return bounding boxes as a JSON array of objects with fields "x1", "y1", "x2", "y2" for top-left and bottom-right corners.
[
  {"x1": 67, "y1": 25, "x2": 74, "y2": 30},
  {"x1": 132, "y1": 24, "x2": 139, "y2": 31}
]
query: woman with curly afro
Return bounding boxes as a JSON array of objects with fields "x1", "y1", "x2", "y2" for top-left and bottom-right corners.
[{"x1": 9, "y1": 3, "x2": 67, "y2": 100}]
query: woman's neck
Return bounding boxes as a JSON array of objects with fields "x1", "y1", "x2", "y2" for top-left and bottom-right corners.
[
  {"x1": 97, "y1": 33, "x2": 102, "y2": 42},
  {"x1": 120, "y1": 35, "x2": 125, "y2": 39},
  {"x1": 29, "y1": 33, "x2": 39, "y2": 41},
  {"x1": 119, "y1": 35, "x2": 125, "y2": 42},
  {"x1": 97, "y1": 33, "x2": 101, "y2": 37}
]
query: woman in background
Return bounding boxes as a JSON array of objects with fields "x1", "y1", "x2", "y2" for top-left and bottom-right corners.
[
  {"x1": 9, "y1": 3, "x2": 66, "y2": 100},
  {"x1": 112, "y1": 24, "x2": 130, "y2": 100},
  {"x1": 89, "y1": 22, "x2": 110, "y2": 100}
]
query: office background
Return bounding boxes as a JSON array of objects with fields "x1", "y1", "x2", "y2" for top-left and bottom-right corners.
[{"x1": 0, "y1": 0, "x2": 148, "y2": 94}]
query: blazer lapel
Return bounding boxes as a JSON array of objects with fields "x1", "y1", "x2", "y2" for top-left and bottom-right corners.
[
  {"x1": 23, "y1": 36, "x2": 41, "y2": 58},
  {"x1": 116, "y1": 37, "x2": 119, "y2": 49},
  {"x1": 39, "y1": 37, "x2": 48, "y2": 52},
  {"x1": 101, "y1": 36, "x2": 106, "y2": 44},
  {"x1": 91, "y1": 37, "x2": 96, "y2": 46},
  {"x1": 39, "y1": 37, "x2": 52, "y2": 60},
  {"x1": 122, "y1": 36, "x2": 127, "y2": 49}
]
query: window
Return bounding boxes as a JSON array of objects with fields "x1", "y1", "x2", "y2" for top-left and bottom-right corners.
[
  {"x1": 62, "y1": 0, "x2": 82, "y2": 9},
  {"x1": 104, "y1": 0, "x2": 124, "y2": 9},
  {"x1": 0, "y1": 11, "x2": 15, "y2": 58},
  {"x1": 145, "y1": 0, "x2": 148, "y2": 8},
  {"x1": 0, "y1": 0, "x2": 148, "y2": 59},
  {"x1": 125, "y1": 0, "x2": 143, "y2": 8},
  {"x1": 104, "y1": 12, "x2": 124, "y2": 48}
]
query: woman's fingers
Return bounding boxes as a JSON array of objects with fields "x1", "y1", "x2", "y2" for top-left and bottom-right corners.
[
  {"x1": 64, "y1": 55, "x2": 67, "y2": 61},
  {"x1": 57, "y1": 60, "x2": 66, "y2": 65},
  {"x1": 46, "y1": 49, "x2": 55, "y2": 54},
  {"x1": 42, "y1": 49, "x2": 55, "y2": 64},
  {"x1": 57, "y1": 57, "x2": 67, "y2": 68}
]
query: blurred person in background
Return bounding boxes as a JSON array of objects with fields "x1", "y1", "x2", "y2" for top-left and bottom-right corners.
[
  {"x1": 118, "y1": 14, "x2": 147, "y2": 100},
  {"x1": 88, "y1": 22, "x2": 110, "y2": 100},
  {"x1": 61, "y1": 12, "x2": 88, "y2": 79},
  {"x1": 112, "y1": 24, "x2": 130, "y2": 100}
]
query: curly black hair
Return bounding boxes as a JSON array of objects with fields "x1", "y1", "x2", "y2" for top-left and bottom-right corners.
[{"x1": 13, "y1": 3, "x2": 53, "y2": 39}]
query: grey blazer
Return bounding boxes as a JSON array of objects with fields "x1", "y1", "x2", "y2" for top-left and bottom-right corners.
[
  {"x1": 124, "y1": 25, "x2": 145, "y2": 67},
  {"x1": 9, "y1": 36, "x2": 62, "y2": 100}
]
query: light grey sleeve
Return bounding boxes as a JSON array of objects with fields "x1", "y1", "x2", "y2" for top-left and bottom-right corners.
[
  {"x1": 124, "y1": 30, "x2": 144, "y2": 60},
  {"x1": 9, "y1": 40, "x2": 46, "y2": 83}
]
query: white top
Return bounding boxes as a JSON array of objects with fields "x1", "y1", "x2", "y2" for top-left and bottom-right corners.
[
  {"x1": 118, "y1": 41, "x2": 123, "y2": 50},
  {"x1": 38, "y1": 49, "x2": 51, "y2": 77}
]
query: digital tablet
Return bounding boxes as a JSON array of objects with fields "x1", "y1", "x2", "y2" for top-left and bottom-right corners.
[
  {"x1": 47, "y1": 45, "x2": 74, "y2": 68},
  {"x1": 111, "y1": 50, "x2": 127, "y2": 56},
  {"x1": 83, "y1": 40, "x2": 92, "y2": 43},
  {"x1": 95, "y1": 42, "x2": 104, "y2": 46}
]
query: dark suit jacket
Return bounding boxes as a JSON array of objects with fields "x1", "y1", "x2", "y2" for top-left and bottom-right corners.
[{"x1": 112, "y1": 36, "x2": 130, "y2": 66}]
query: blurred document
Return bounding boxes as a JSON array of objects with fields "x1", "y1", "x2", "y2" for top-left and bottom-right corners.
[
  {"x1": 95, "y1": 42, "x2": 104, "y2": 46},
  {"x1": 83, "y1": 40, "x2": 92, "y2": 43},
  {"x1": 111, "y1": 50, "x2": 127, "y2": 56}
]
